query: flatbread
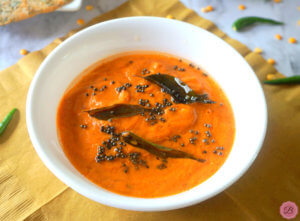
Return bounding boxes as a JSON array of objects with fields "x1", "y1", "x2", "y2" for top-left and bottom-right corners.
[{"x1": 0, "y1": 0, "x2": 72, "y2": 25}]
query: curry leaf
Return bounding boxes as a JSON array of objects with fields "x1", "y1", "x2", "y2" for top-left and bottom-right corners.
[
  {"x1": 86, "y1": 104, "x2": 151, "y2": 120},
  {"x1": 143, "y1": 74, "x2": 214, "y2": 104},
  {"x1": 121, "y1": 131, "x2": 205, "y2": 162}
]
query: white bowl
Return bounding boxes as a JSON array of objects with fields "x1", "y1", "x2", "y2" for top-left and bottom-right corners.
[
  {"x1": 58, "y1": 0, "x2": 82, "y2": 11},
  {"x1": 26, "y1": 17, "x2": 267, "y2": 211}
]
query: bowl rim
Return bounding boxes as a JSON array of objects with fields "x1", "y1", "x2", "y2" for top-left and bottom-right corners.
[{"x1": 26, "y1": 16, "x2": 268, "y2": 211}]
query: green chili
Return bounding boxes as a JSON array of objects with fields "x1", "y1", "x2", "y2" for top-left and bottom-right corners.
[
  {"x1": 232, "y1": 16, "x2": 283, "y2": 31},
  {"x1": 0, "y1": 108, "x2": 17, "y2": 136},
  {"x1": 264, "y1": 76, "x2": 300, "y2": 85}
]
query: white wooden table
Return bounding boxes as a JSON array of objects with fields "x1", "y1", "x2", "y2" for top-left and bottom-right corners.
[{"x1": 0, "y1": 0, "x2": 299, "y2": 76}]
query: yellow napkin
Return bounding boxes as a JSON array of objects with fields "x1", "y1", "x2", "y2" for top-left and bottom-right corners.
[{"x1": 0, "y1": 0, "x2": 299, "y2": 220}]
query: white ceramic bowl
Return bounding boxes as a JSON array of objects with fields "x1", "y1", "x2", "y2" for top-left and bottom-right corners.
[
  {"x1": 26, "y1": 17, "x2": 267, "y2": 211},
  {"x1": 58, "y1": 0, "x2": 82, "y2": 11}
]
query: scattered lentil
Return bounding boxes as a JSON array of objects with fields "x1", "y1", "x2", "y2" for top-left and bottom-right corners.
[
  {"x1": 238, "y1": 5, "x2": 246, "y2": 10},
  {"x1": 77, "y1": 18, "x2": 85, "y2": 25},
  {"x1": 254, "y1": 47, "x2": 263, "y2": 54},
  {"x1": 267, "y1": 74, "x2": 275, "y2": 81},
  {"x1": 275, "y1": 34, "x2": 282, "y2": 40},
  {"x1": 201, "y1": 5, "x2": 214, "y2": 13},
  {"x1": 288, "y1": 37, "x2": 297, "y2": 44},
  {"x1": 19, "y1": 49, "x2": 28, "y2": 55},
  {"x1": 206, "y1": 5, "x2": 214, "y2": 11},
  {"x1": 267, "y1": 58, "x2": 276, "y2": 65},
  {"x1": 85, "y1": 5, "x2": 94, "y2": 11},
  {"x1": 166, "y1": 14, "x2": 174, "y2": 19}
]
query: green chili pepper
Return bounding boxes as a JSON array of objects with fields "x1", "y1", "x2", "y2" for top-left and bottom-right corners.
[
  {"x1": 0, "y1": 108, "x2": 17, "y2": 136},
  {"x1": 232, "y1": 16, "x2": 283, "y2": 31},
  {"x1": 264, "y1": 76, "x2": 300, "y2": 85}
]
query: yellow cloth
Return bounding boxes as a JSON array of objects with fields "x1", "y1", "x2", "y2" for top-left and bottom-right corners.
[{"x1": 0, "y1": 0, "x2": 299, "y2": 220}]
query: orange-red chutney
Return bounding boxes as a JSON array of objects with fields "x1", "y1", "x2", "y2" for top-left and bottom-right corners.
[{"x1": 57, "y1": 53, "x2": 235, "y2": 198}]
